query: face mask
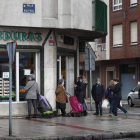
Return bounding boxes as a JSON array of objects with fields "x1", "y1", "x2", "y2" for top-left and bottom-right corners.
[{"x1": 96, "y1": 81, "x2": 100, "y2": 84}]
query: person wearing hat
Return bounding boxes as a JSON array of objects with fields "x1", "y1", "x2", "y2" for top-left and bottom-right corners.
[{"x1": 24, "y1": 74, "x2": 39, "y2": 118}]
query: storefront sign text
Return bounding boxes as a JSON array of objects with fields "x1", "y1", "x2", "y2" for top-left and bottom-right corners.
[{"x1": 0, "y1": 31, "x2": 42, "y2": 42}]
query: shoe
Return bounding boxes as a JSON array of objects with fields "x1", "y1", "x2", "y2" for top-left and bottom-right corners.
[
  {"x1": 26, "y1": 115, "x2": 31, "y2": 119},
  {"x1": 125, "y1": 111, "x2": 128, "y2": 118},
  {"x1": 32, "y1": 115, "x2": 38, "y2": 118},
  {"x1": 109, "y1": 113, "x2": 113, "y2": 116},
  {"x1": 93, "y1": 113, "x2": 99, "y2": 115},
  {"x1": 112, "y1": 115, "x2": 118, "y2": 118},
  {"x1": 100, "y1": 113, "x2": 103, "y2": 116},
  {"x1": 62, "y1": 114, "x2": 69, "y2": 117}
]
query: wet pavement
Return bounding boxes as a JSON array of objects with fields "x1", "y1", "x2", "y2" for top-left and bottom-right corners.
[{"x1": 0, "y1": 104, "x2": 140, "y2": 139}]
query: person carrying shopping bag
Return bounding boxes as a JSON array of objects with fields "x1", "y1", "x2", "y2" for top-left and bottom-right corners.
[
  {"x1": 105, "y1": 80, "x2": 114, "y2": 116},
  {"x1": 56, "y1": 79, "x2": 68, "y2": 117}
]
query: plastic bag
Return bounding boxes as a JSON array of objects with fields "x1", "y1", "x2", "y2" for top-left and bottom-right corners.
[{"x1": 102, "y1": 99, "x2": 109, "y2": 108}]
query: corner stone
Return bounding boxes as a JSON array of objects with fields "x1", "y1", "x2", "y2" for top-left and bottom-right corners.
[
  {"x1": 83, "y1": 134, "x2": 92, "y2": 140},
  {"x1": 71, "y1": 135, "x2": 84, "y2": 140},
  {"x1": 92, "y1": 134, "x2": 102, "y2": 140},
  {"x1": 135, "y1": 131, "x2": 140, "y2": 138},
  {"x1": 59, "y1": 136, "x2": 72, "y2": 140},
  {"x1": 122, "y1": 131, "x2": 135, "y2": 138},
  {"x1": 113, "y1": 132, "x2": 123, "y2": 139},
  {"x1": 102, "y1": 133, "x2": 113, "y2": 140}
]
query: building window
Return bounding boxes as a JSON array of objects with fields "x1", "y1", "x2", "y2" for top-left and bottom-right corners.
[
  {"x1": 113, "y1": 0, "x2": 122, "y2": 11},
  {"x1": 130, "y1": 21, "x2": 137, "y2": 45},
  {"x1": 130, "y1": 0, "x2": 137, "y2": 6},
  {"x1": 113, "y1": 24, "x2": 123, "y2": 47}
]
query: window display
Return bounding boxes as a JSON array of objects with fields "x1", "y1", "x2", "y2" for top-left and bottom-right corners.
[{"x1": 0, "y1": 51, "x2": 16, "y2": 102}]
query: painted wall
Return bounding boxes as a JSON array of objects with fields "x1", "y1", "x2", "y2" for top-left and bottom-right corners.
[{"x1": 0, "y1": 0, "x2": 94, "y2": 31}]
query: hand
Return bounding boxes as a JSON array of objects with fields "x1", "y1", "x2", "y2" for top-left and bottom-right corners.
[
  {"x1": 74, "y1": 85, "x2": 77, "y2": 87},
  {"x1": 111, "y1": 92, "x2": 113, "y2": 94}
]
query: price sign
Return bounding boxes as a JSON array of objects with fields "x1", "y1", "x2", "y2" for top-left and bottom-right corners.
[{"x1": 3, "y1": 72, "x2": 9, "y2": 79}]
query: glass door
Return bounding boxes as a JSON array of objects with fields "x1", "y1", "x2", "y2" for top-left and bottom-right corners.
[{"x1": 16, "y1": 52, "x2": 37, "y2": 102}]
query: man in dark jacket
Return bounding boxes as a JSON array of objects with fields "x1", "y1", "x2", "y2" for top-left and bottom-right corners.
[
  {"x1": 92, "y1": 78, "x2": 105, "y2": 115},
  {"x1": 111, "y1": 78, "x2": 128, "y2": 118}
]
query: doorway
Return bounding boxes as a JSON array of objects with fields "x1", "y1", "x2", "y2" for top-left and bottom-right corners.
[
  {"x1": 57, "y1": 55, "x2": 75, "y2": 95},
  {"x1": 107, "y1": 71, "x2": 113, "y2": 86}
]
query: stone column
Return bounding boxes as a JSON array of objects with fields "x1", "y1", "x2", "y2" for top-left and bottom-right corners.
[{"x1": 44, "y1": 33, "x2": 57, "y2": 110}]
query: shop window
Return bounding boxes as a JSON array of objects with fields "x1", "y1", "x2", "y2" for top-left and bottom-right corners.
[
  {"x1": 113, "y1": 0, "x2": 122, "y2": 11},
  {"x1": 0, "y1": 51, "x2": 16, "y2": 102},
  {"x1": 130, "y1": 0, "x2": 137, "y2": 6},
  {"x1": 130, "y1": 21, "x2": 137, "y2": 45},
  {"x1": 19, "y1": 52, "x2": 35, "y2": 101},
  {"x1": 113, "y1": 24, "x2": 123, "y2": 47}
]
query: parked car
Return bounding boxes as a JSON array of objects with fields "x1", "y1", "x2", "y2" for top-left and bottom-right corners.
[{"x1": 127, "y1": 84, "x2": 140, "y2": 107}]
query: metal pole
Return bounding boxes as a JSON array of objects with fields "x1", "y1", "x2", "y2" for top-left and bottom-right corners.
[
  {"x1": 89, "y1": 46, "x2": 93, "y2": 111},
  {"x1": 9, "y1": 43, "x2": 12, "y2": 136}
]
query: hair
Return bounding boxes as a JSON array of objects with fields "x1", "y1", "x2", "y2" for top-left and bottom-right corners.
[
  {"x1": 82, "y1": 76, "x2": 88, "y2": 84},
  {"x1": 58, "y1": 79, "x2": 64, "y2": 85},
  {"x1": 30, "y1": 74, "x2": 35, "y2": 80},
  {"x1": 113, "y1": 78, "x2": 119, "y2": 82},
  {"x1": 109, "y1": 80, "x2": 114, "y2": 87},
  {"x1": 96, "y1": 77, "x2": 100, "y2": 80}
]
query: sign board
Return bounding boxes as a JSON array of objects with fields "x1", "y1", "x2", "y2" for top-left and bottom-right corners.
[
  {"x1": 0, "y1": 31, "x2": 42, "y2": 42},
  {"x1": 83, "y1": 45, "x2": 97, "y2": 71},
  {"x1": 24, "y1": 69, "x2": 31, "y2": 75},
  {"x1": 49, "y1": 37, "x2": 54, "y2": 46},
  {"x1": 3, "y1": 72, "x2": 9, "y2": 79},
  {"x1": 23, "y1": 4, "x2": 35, "y2": 13}
]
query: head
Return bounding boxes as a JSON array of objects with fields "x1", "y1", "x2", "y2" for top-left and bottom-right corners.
[
  {"x1": 113, "y1": 78, "x2": 119, "y2": 85},
  {"x1": 109, "y1": 80, "x2": 114, "y2": 87},
  {"x1": 58, "y1": 79, "x2": 64, "y2": 86},
  {"x1": 96, "y1": 78, "x2": 100, "y2": 84},
  {"x1": 30, "y1": 74, "x2": 35, "y2": 80},
  {"x1": 77, "y1": 77, "x2": 80, "y2": 81}
]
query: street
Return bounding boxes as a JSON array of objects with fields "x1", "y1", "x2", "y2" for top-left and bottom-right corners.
[{"x1": 0, "y1": 103, "x2": 140, "y2": 139}]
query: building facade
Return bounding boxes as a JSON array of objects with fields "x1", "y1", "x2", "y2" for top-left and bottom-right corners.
[
  {"x1": 80, "y1": 0, "x2": 139, "y2": 100},
  {"x1": 0, "y1": 0, "x2": 107, "y2": 116}
]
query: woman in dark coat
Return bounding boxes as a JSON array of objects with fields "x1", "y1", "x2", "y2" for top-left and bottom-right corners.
[
  {"x1": 56, "y1": 79, "x2": 68, "y2": 117},
  {"x1": 75, "y1": 76, "x2": 87, "y2": 116}
]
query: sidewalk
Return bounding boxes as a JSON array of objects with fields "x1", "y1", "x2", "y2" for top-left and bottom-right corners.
[
  {"x1": 0, "y1": 109, "x2": 140, "y2": 140},
  {"x1": 86, "y1": 99, "x2": 128, "y2": 105}
]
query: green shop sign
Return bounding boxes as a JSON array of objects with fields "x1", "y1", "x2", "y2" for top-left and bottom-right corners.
[{"x1": 0, "y1": 31, "x2": 42, "y2": 42}]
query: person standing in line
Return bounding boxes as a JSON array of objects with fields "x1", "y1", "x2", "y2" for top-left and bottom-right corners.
[
  {"x1": 92, "y1": 78, "x2": 105, "y2": 115},
  {"x1": 56, "y1": 79, "x2": 68, "y2": 117},
  {"x1": 111, "y1": 78, "x2": 128, "y2": 118},
  {"x1": 75, "y1": 76, "x2": 88, "y2": 116},
  {"x1": 24, "y1": 74, "x2": 39, "y2": 118},
  {"x1": 105, "y1": 80, "x2": 114, "y2": 116}
]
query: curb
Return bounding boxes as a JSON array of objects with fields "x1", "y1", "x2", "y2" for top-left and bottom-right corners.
[
  {"x1": 87, "y1": 101, "x2": 128, "y2": 105},
  {"x1": 1, "y1": 131, "x2": 140, "y2": 140}
]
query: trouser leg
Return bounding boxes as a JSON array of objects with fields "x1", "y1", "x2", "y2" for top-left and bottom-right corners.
[
  {"x1": 61, "y1": 109, "x2": 66, "y2": 116},
  {"x1": 95, "y1": 101, "x2": 99, "y2": 114},
  {"x1": 32, "y1": 99, "x2": 37, "y2": 115},
  {"x1": 27, "y1": 99, "x2": 32, "y2": 116},
  {"x1": 113, "y1": 98, "x2": 118, "y2": 116},
  {"x1": 99, "y1": 101, "x2": 102, "y2": 114},
  {"x1": 117, "y1": 100, "x2": 127, "y2": 113}
]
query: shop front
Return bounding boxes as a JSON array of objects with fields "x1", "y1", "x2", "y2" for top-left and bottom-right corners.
[{"x1": 0, "y1": 27, "x2": 79, "y2": 116}]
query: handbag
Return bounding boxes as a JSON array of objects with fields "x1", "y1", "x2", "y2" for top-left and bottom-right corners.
[{"x1": 25, "y1": 82, "x2": 36, "y2": 94}]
